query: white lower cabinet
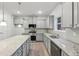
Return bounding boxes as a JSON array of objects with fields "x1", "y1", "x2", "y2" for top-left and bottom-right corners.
[
  {"x1": 36, "y1": 33, "x2": 43, "y2": 41},
  {"x1": 22, "y1": 41, "x2": 27, "y2": 56},
  {"x1": 43, "y1": 34, "x2": 51, "y2": 55},
  {"x1": 43, "y1": 34, "x2": 62, "y2": 56},
  {"x1": 43, "y1": 34, "x2": 69, "y2": 56},
  {"x1": 47, "y1": 38, "x2": 51, "y2": 55},
  {"x1": 26, "y1": 39, "x2": 30, "y2": 56}
]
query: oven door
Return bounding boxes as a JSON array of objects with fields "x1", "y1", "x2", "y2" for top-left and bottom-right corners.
[{"x1": 31, "y1": 36, "x2": 36, "y2": 41}]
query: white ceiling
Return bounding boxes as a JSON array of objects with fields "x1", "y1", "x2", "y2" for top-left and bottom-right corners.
[{"x1": 0, "y1": 2, "x2": 61, "y2": 16}]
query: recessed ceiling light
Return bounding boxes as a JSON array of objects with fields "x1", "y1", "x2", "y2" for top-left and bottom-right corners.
[
  {"x1": 38, "y1": 10, "x2": 42, "y2": 14},
  {"x1": 17, "y1": 10, "x2": 21, "y2": 14}
]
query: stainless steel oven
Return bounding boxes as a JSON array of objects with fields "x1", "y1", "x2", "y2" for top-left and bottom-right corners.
[{"x1": 29, "y1": 24, "x2": 36, "y2": 41}]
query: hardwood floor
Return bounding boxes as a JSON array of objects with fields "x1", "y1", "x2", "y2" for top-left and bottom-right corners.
[{"x1": 28, "y1": 42, "x2": 49, "y2": 56}]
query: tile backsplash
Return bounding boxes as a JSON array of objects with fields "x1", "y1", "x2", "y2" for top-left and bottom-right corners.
[
  {"x1": 65, "y1": 28, "x2": 79, "y2": 44},
  {"x1": 49, "y1": 28, "x2": 79, "y2": 44}
]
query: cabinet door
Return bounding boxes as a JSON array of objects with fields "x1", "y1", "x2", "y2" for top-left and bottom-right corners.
[
  {"x1": 43, "y1": 35, "x2": 47, "y2": 48},
  {"x1": 47, "y1": 37, "x2": 51, "y2": 55},
  {"x1": 26, "y1": 39, "x2": 30, "y2": 55},
  {"x1": 23, "y1": 41, "x2": 27, "y2": 56},
  {"x1": 62, "y1": 2, "x2": 72, "y2": 27},
  {"x1": 77, "y1": 2, "x2": 79, "y2": 27},
  {"x1": 73, "y1": 2, "x2": 77, "y2": 28},
  {"x1": 43, "y1": 35, "x2": 51, "y2": 55},
  {"x1": 36, "y1": 19, "x2": 46, "y2": 28},
  {"x1": 23, "y1": 18, "x2": 32, "y2": 28},
  {"x1": 36, "y1": 33, "x2": 43, "y2": 41},
  {"x1": 68, "y1": 2, "x2": 79, "y2": 28},
  {"x1": 49, "y1": 16, "x2": 54, "y2": 29},
  {"x1": 71, "y1": 2, "x2": 79, "y2": 28},
  {"x1": 14, "y1": 18, "x2": 24, "y2": 24}
]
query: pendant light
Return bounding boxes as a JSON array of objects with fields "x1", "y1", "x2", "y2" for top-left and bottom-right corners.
[
  {"x1": 0, "y1": 2, "x2": 7, "y2": 26},
  {"x1": 17, "y1": 2, "x2": 22, "y2": 28},
  {"x1": 17, "y1": 2, "x2": 21, "y2": 14}
]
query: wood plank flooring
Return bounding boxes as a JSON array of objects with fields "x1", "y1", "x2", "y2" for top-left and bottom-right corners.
[{"x1": 28, "y1": 42, "x2": 49, "y2": 56}]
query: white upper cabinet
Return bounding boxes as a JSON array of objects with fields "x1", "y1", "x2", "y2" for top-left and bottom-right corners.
[
  {"x1": 50, "y1": 2, "x2": 79, "y2": 29},
  {"x1": 23, "y1": 17, "x2": 32, "y2": 28},
  {"x1": 70, "y1": 2, "x2": 79, "y2": 28},
  {"x1": 75, "y1": 2, "x2": 79, "y2": 27},
  {"x1": 14, "y1": 17, "x2": 32, "y2": 28},
  {"x1": 62, "y1": 2, "x2": 72, "y2": 27},
  {"x1": 73, "y1": 2, "x2": 77, "y2": 28},
  {"x1": 77, "y1": 3, "x2": 79, "y2": 25},
  {"x1": 33, "y1": 17, "x2": 47, "y2": 28},
  {"x1": 14, "y1": 16, "x2": 48, "y2": 28},
  {"x1": 49, "y1": 16, "x2": 54, "y2": 29},
  {"x1": 62, "y1": 2, "x2": 79, "y2": 28},
  {"x1": 14, "y1": 17, "x2": 24, "y2": 24}
]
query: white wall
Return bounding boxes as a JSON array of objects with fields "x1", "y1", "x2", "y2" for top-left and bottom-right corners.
[{"x1": 0, "y1": 10, "x2": 16, "y2": 40}]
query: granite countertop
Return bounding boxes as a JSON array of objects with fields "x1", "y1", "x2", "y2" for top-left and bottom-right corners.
[
  {"x1": 0, "y1": 35, "x2": 30, "y2": 56},
  {"x1": 44, "y1": 33, "x2": 79, "y2": 56}
]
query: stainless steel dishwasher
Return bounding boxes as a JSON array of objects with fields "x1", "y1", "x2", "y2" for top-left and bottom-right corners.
[{"x1": 51, "y1": 41, "x2": 61, "y2": 56}]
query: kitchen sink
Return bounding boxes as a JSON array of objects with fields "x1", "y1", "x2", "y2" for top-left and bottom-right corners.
[
  {"x1": 50, "y1": 34, "x2": 59, "y2": 39},
  {"x1": 50, "y1": 36, "x2": 57, "y2": 38}
]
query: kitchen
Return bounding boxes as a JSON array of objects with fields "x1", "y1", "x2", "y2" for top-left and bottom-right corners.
[{"x1": 0, "y1": 2, "x2": 79, "y2": 56}]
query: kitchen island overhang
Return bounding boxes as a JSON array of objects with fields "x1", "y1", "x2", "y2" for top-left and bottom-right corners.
[{"x1": 0, "y1": 35, "x2": 30, "y2": 56}]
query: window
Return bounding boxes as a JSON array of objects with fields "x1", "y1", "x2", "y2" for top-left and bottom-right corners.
[{"x1": 57, "y1": 17, "x2": 61, "y2": 30}]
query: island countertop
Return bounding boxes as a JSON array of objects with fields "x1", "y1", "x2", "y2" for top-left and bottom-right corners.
[{"x1": 0, "y1": 35, "x2": 30, "y2": 56}]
